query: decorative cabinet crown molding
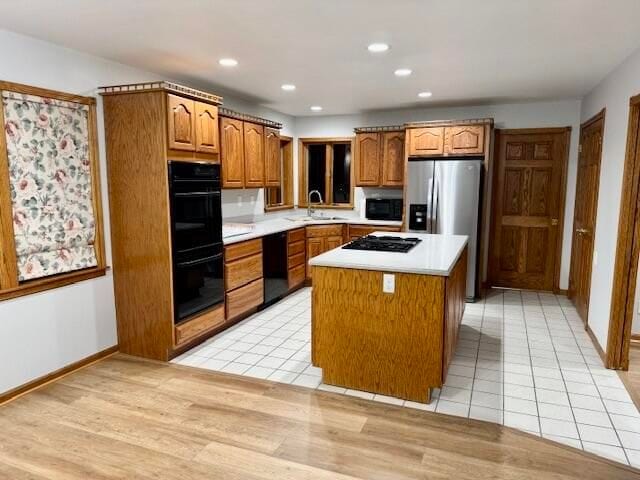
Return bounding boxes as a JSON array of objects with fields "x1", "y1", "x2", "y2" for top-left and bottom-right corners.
[{"x1": 99, "y1": 81, "x2": 223, "y2": 106}]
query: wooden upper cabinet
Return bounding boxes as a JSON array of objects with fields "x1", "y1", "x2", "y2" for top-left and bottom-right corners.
[
  {"x1": 355, "y1": 133, "x2": 381, "y2": 186},
  {"x1": 408, "y1": 127, "x2": 445, "y2": 157},
  {"x1": 243, "y1": 122, "x2": 265, "y2": 188},
  {"x1": 195, "y1": 102, "x2": 219, "y2": 154},
  {"x1": 381, "y1": 131, "x2": 405, "y2": 186},
  {"x1": 264, "y1": 128, "x2": 281, "y2": 187},
  {"x1": 167, "y1": 94, "x2": 196, "y2": 152},
  {"x1": 445, "y1": 125, "x2": 484, "y2": 155},
  {"x1": 220, "y1": 117, "x2": 245, "y2": 188}
]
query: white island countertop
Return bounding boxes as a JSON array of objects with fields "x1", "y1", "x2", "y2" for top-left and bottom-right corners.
[{"x1": 309, "y1": 232, "x2": 468, "y2": 276}]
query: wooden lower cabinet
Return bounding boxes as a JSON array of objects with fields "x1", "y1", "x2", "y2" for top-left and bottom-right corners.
[
  {"x1": 175, "y1": 306, "x2": 225, "y2": 346},
  {"x1": 287, "y1": 228, "x2": 306, "y2": 289},
  {"x1": 224, "y1": 252, "x2": 262, "y2": 291},
  {"x1": 347, "y1": 224, "x2": 401, "y2": 242},
  {"x1": 305, "y1": 225, "x2": 346, "y2": 279},
  {"x1": 226, "y1": 278, "x2": 264, "y2": 320}
]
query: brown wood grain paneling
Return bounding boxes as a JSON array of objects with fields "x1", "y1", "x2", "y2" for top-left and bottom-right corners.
[
  {"x1": 167, "y1": 94, "x2": 196, "y2": 152},
  {"x1": 489, "y1": 128, "x2": 570, "y2": 291},
  {"x1": 264, "y1": 128, "x2": 280, "y2": 187},
  {"x1": 194, "y1": 102, "x2": 219, "y2": 155},
  {"x1": 0, "y1": 98, "x2": 19, "y2": 290},
  {"x1": 220, "y1": 117, "x2": 244, "y2": 188},
  {"x1": 288, "y1": 263, "x2": 306, "y2": 289},
  {"x1": 226, "y1": 278, "x2": 264, "y2": 319},
  {"x1": 354, "y1": 133, "x2": 381, "y2": 186},
  {"x1": 243, "y1": 122, "x2": 265, "y2": 187},
  {"x1": 569, "y1": 111, "x2": 604, "y2": 325},
  {"x1": 306, "y1": 225, "x2": 344, "y2": 238},
  {"x1": 312, "y1": 266, "x2": 445, "y2": 402},
  {"x1": 407, "y1": 127, "x2": 445, "y2": 156},
  {"x1": 175, "y1": 305, "x2": 225, "y2": 346},
  {"x1": 443, "y1": 248, "x2": 467, "y2": 382},
  {"x1": 287, "y1": 252, "x2": 305, "y2": 269},
  {"x1": 381, "y1": 131, "x2": 405, "y2": 186},
  {"x1": 224, "y1": 253, "x2": 263, "y2": 291},
  {"x1": 347, "y1": 225, "x2": 401, "y2": 241},
  {"x1": 224, "y1": 238, "x2": 262, "y2": 262},
  {"x1": 287, "y1": 240, "x2": 305, "y2": 257},
  {"x1": 287, "y1": 228, "x2": 305, "y2": 244},
  {"x1": 103, "y1": 91, "x2": 174, "y2": 361},
  {"x1": 445, "y1": 125, "x2": 485, "y2": 155}
]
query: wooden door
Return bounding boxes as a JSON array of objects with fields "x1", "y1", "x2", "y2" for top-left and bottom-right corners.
[
  {"x1": 408, "y1": 127, "x2": 444, "y2": 156},
  {"x1": 489, "y1": 128, "x2": 570, "y2": 291},
  {"x1": 325, "y1": 235, "x2": 343, "y2": 251},
  {"x1": 306, "y1": 237, "x2": 324, "y2": 279},
  {"x1": 167, "y1": 94, "x2": 195, "y2": 152},
  {"x1": 569, "y1": 113, "x2": 604, "y2": 323},
  {"x1": 264, "y1": 128, "x2": 281, "y2": 187},
  {"x1": 243, "y1": 122, "x2": 265, "y2": 187},
  {"x1": 354, "y1": 133, "x2": 381, "y2": 186},
  {"x1": 381, "y1": 131, "x2": 405, "y2": 186},
  {"x1": 220, "y1": 117, "x2": 244, "y2": 188},
  {"x1": 445, "y1": 125, "x2": 485, "y2": 155},
  {"x1": 195, "y1": 102, "x2": 219, "y2": 155}
]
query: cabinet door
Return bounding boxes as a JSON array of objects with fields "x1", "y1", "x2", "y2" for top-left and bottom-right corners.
[
  {"x1": 167, "y1": 94, "x2": 196, "y2": 152},
  {"x1": 381, "y1": 131, "x2": 405, "y2": 186},
  {"x1": 445, "y1": 125, "x2": 485, "y2": 155},
  {"x1": 408, "y1": 127, "x2": 444, "y2": 156},
  {"x1": 306, "y1": 237, "x2": 324, "y2": 279},
  {"x1": 264, "y1": 128, "x2": 281, "y2": 187},
  {"x1": 220, "y1": 117, "x2": 244, "y2": 188},
  {"x1": 354, "y1": 133, "x2": 381, "y2": 186},
  {"x1": 244, "y1": 122, "x2": 265, "y2": 187},
  {"x1": 195, "y1": 102, "x2": 219, "y2": 155},
  {"x1": 325, "y1": 235, "x2": 343, "y2": 251}
]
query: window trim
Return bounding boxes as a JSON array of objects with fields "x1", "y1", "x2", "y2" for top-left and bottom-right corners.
[
  {"x1": 297, "y1": 137, "x2": 355, "y2": 209},
  {"x1": 0, "y1": 80, "x2": 107, "y2": 302},
  {"x1": 264, "y1": 135, "x2": 294, "y2": 212}
]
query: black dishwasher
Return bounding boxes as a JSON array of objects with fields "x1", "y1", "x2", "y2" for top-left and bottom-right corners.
[{"x1": 262, "y1": 232, "x2": 289, "y2": 307}]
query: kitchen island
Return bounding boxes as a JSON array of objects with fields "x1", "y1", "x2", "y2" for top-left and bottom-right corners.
[{"x1": 309, "y1": 233, "x2": 468, "y2": 403}]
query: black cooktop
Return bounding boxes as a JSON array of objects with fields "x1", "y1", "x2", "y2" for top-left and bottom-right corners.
[{"x1": 342, "y1": 235, "x2": 422, "y2": 253}]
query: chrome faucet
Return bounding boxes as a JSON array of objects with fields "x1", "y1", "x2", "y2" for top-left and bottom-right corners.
[{"x1": 308, "y1": 190, "x2": 323, "y2": 218}]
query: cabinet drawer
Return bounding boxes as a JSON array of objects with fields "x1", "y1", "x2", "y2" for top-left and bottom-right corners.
[
  {"x1": 306, "y1": 225, "x2": 344, "y2": 238},
  {"x1": 225, "y1": 253, "x2": 263, "y2": 291},
  {"x1": 288, "y1": 252, "x2": 305, "y2": 269},
  {"x1": 348, "y1": 225, "x2": 401, "y2": 239},
  {"x1": 225, "y1": 238, "x2": 262, "y2": 262},
  {"x1": 288, "y1": 264, "x2": 306, "y2": 289},
  {"x1": 288, "y1": 228, "x2": 305, "y2": 243},
  {"x1": 288, "y1": 239, "x2": 305, "y2": 256},
  {"x1": 175, "y1": 305, "x2": 224, "y2": 346},
  {"x1": 226, "y1": 278, "x2": 264, "y2": 320}
]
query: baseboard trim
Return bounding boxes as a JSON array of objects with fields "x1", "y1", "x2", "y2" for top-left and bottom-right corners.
[
  {"x1": 0, "y1": 345, "x2": 118, "y2": 405},
  {"x1": 554, "y1": 288, "x2": 568, "y2": 295},
  {"x1": 585, "y1": 324, "x2": 608, "y2": 367}
]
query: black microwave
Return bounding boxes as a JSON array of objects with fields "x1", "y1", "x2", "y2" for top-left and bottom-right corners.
[{"x1": 366, "y1": 198, "x2": 403, "y2": 221}]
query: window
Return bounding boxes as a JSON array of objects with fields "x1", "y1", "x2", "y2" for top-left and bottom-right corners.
[
  {"x1": 265, "y1": 135, "x2": 294, "y2": 211},
  {"x1": 298, "y1": 137, "x2": 354, "y2": 208},
  {"x1": 0, "y1": 81, "x2": 106, "y2": 302}
]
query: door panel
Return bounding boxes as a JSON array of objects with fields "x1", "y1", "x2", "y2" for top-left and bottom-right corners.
[
  {"x1": 381, "y1": 131, "x2": 405, "y2": 186},
  {"x1": 243, "y1": 122, "x2": 265, "y2": 187},
  {"x1": 195, "y1": 103, "x2": 219, "y2": 154},
  {"x1": 220, "y1": 117, "x2": 244, "y2": 188},
  {"x1": 355, "y1": 133, "x2": 381, "y2": 186},
  {"x1": 568, "y1": 114, "x2": 604, "y2": 324},
  {"x1": 306, "y1": 237, "x2": 324, "y2": 279},
  {"x1": 408, "y1": 127, "x2": 445, "y2": 156},
  {"x1": 167, "y1": 94, "x2": 195, "y2": 152},
  {"x1": 264, "y1": 128, "x2": 281, "y2": 187},
  {"x1": 445, "y1": 125, "x2": 485, "y2": 155},
  {"x1": 489, "y1": 129, "x2": 570, "y2": 291}
]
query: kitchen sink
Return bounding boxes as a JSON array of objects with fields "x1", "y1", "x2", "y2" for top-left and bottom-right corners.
[{"x1": 285, "y1": 215, "x2": 348, "y2": 222}]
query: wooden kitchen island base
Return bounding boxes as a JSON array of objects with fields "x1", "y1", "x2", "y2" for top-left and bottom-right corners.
[{"x1": 311, "y1": 248, "x2": 466, "y2": 403}]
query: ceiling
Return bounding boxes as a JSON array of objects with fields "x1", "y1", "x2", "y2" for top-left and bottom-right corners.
[{"x1": 1, "y1": 0, "x2": 640, "y2": 116}]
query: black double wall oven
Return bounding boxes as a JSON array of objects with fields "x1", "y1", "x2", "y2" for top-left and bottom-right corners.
[{"x1": 168, "y1": 161, "x2": 224, "y2": 324}]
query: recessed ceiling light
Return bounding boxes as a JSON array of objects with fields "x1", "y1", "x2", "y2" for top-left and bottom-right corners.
[
  {"x1": 219, "y1": 58, "x2": 238, "y2": 67},
  {"x1": 281, "y1": 84, "x2": 296, "y2": 91},
  {"x1": 367, "y1": 43, "x2": 389, "y2": 53},
  {"x1": 418, "y1": 91, "x2": 433, "y2": 98},
  {"x1": 310, "y1": 105, "x2": 323, "y2": 112},
  {"x1": 394, "y1": 68, "x2": 412, "y2": 77}
]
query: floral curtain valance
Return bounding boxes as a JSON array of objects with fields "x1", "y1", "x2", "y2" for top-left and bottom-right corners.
[{"x1": 2, "y1": 90, "x2": 97, "y2": 281}]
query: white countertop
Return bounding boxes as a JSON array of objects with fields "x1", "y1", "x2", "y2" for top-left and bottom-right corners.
[
  {"x1": 222, "y1": 212, "x2": 402, "y2": 245},
  {"x1": 308, "y1": 232, "x2": 468, "y2": 276}
]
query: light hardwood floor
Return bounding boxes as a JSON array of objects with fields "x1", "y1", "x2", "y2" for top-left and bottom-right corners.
[
  {"x1": 1, "y1": 353, "x2": 639, "y2": 479},
  {"x1": 620, "y1": 345, "x2": 640, "y2": 408}
]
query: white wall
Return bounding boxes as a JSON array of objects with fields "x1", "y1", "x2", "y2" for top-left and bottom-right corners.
[
  {"x1": 296, "y1": 99, "x2": 582, "y2": 289},
  {"x1": 0, "y1": 29, "x2": 292, "y2": 393},
  {"x1": 580, "y1": 47, "x2": 640, "y2": 348}
]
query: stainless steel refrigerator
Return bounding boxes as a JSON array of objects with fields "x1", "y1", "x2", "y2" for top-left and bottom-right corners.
[{"x1": 407, "y1": 158, "x2": 483, "y2": 300}]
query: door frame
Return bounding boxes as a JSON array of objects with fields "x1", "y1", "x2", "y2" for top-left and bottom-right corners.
[
  {"x1": 567, "y1": 109, "x2": 605, "y2": 325},
  {"x1": 607, "y1": 94, "x2": 640, "y2": 370},
  {"x1": 488, "y1": 127, "x2": 571, "y2": 292}
]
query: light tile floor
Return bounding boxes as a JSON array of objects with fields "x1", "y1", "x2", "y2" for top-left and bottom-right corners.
[{"x1": 173, "y1": 287, "x2": 640, "y2": 467}]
